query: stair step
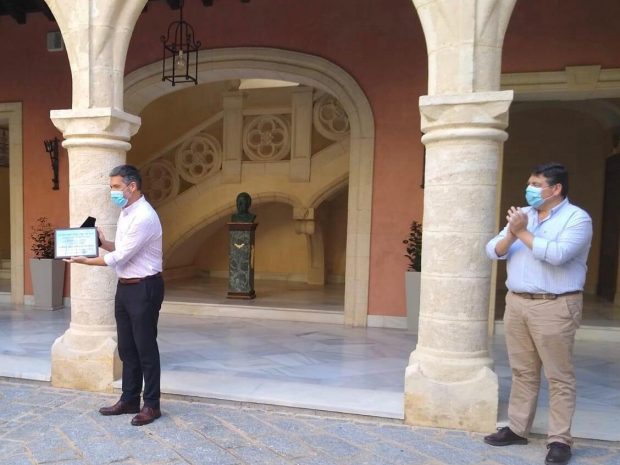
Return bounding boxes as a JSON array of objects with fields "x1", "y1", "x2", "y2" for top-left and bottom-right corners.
[
  {"x1": 0, "y1": 259, "x2": 10, "y2": 270},
  {"x1": 0, "y1": 269, "x2": 10, "y2": 280}
]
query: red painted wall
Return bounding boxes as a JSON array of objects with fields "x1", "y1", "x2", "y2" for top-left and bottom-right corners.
[
  {"x1": 0, "y1": 14, "x2": 71, "y2": 296},
  {"x1": 3, "y1": 0, "x2": 620, "y2": 313},
  {"x1": 126, "y1": 0, "x2": 428, "y2": 317}
]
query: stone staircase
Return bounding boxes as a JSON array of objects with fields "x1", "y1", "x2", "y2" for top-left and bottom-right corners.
[{"x1": 0, "y1": 259, "x2": 10, "y2": 280}]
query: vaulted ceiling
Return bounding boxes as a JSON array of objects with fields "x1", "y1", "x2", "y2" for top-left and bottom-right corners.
[{"x1": 0, "y1": 0, "x2": 250, "y2": 25}]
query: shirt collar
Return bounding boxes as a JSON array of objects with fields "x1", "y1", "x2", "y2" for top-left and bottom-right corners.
[{"x1": 121, "y1": 195, "x2": 144, "y2": 216}]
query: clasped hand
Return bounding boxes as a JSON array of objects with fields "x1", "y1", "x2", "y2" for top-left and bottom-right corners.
[{"x1": 506, "y1": 206, "x2": 527, "y2": 235}]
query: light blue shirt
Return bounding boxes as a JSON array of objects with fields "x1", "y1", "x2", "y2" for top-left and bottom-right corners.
[{"x1": 486, "y1": 198, "x2": 592, "y2": 293}]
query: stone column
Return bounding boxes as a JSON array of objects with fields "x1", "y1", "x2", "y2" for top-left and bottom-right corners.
[
  {"x1": 50, "y1": 109, "x2": 140, "y2": 391},
  {"x1": 290, "y1": 87, "x2": 313, "y2": 182},
  {"x1": 406, "y1": 0, "x2": 517, "y2": 431},
  {"x1": 43, "y1": 0, "x2": 146, "y2": 390},
  {"x1": 405, "y1": 91, "x2": 512, "y2": 431},
  {"x1": 222, "y1": 91, "x2": 245, "y2": 183},
  {"x1": 294, "y1": 208, "x2": 325, "y2": 285}
]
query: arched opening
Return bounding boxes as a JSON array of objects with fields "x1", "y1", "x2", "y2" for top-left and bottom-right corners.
[{"x1": 124, "y1": 48, "x2": 374, "y2": 325}]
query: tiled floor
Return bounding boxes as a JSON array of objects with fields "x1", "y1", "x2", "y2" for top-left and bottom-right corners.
[{"x1": 1, "y1": 302, "x2": 619, "y2": 442}]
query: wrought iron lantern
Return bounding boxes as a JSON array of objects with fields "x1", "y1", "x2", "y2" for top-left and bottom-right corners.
[
  {"x1": 161, "y1": 0, "x2": 201, "y2": 86},
  {"x1": 43, "y1": 137, "x2": 60, "y2": 190}
]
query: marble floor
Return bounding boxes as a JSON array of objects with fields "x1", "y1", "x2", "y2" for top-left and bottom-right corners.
[{"x1": 0, "y1": 303, "x2": 619, "y2": 442}]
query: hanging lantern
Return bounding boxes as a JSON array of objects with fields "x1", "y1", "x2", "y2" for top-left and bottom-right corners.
[{"x1": 160, "y1": 0, "x2": 201, "y2": 86}]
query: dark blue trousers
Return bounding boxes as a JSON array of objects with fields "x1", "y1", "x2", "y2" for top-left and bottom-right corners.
[{"x1": 115, "y1": 275, "x2": 164, "y2": 408}]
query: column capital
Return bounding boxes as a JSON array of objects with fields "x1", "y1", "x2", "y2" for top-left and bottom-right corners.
[
  {"x1": 50, "y1": 107, "x2": 141, "y2": 151},
  {"x1": 420, "y1": 90, "x2": 513, "y2": 143}
]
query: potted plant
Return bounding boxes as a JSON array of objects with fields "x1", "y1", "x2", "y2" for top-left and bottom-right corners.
[
  {"x1": 403, "y1": 220, "x2": 422, "y2": 332},
  {"x1": 30, "y1": 217, "x2": 65, "y2": 310}
]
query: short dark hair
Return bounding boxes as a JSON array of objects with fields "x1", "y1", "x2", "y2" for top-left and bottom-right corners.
[
  {"x1": 109, "y1": 164, "x2": 142, "y2": 190},
  {"x1": 531, "y1": 162, "x2": 568, "y2": 197}
]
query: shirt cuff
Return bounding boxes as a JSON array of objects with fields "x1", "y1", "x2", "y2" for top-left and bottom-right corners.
[
  {"x1": 532, "y1": 236, "x2": 548, "y2": 260},
  {"x1": 486, "y1": 240, "x2": 507, "y2": 260},
  {"x1": 103, "y1": 252, "x2": 117, "y2": 267}
]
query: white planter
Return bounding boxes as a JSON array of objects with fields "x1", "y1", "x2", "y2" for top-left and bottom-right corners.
[
  {"x1": 30, "y1": 258, "x2": 65, "y2": 310},
  {"x1": 405, "y1": 271, "x2": 421, "y2": 333}
]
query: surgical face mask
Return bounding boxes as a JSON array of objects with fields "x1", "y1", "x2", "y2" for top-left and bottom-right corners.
[
  {"x1": 525, "y1": 185, "x2": 552, "y2": 208},
  {"x1": 110, "y1": 189, "x2": 128, "y2": 208}
]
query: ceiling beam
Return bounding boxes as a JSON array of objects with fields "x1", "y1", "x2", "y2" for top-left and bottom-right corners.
[
  {"x1": 2, "y1": 0, "x2": 26, "y2": 24},
  {"x1": 33, "y1": 0, "x2": 55, "y2": 21}
]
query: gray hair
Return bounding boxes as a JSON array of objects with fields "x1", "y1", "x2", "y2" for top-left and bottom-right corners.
[{"x1": 109, "y1": 164, "x2": 142, "y2": 190}]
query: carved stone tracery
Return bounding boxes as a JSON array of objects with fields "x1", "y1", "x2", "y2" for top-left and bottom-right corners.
[
  {"x1": 242, "y1": 115, "x2": 291, "y2": 161},
  {"x1": 313, "y1": 94, "x2": 350, "y2": 141},
  {"x1": 174, "y1": 133, "x2": 223, "y2": 183}
]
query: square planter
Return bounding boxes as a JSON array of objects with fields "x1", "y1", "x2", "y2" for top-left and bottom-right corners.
[
  {"x1": 405, "y1": 271, "x2": 421, "y2": 333},
  {"x1": 30, "y1": 258, "x2": 65, "y2": 310}
]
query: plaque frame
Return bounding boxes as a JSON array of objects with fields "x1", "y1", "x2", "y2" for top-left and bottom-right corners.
[{"x1": 54, "y1": 227, "x2": 99, "y2": 259}]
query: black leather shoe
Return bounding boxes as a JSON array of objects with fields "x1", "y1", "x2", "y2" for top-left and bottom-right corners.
[
  {"x1": 131, "y1": 406, "x2": 161, "y2": 426},
  {"x1": 545, "y1": 442, "x2": 571, "y2": 465},
  {"x1": 98, "y1": 400, "x2": 140, "y2": 416},
  {"x1": 484, "y1": 426, "x2": 528, "y2": 446}
]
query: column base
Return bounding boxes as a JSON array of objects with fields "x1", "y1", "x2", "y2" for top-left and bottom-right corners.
[
  {"x1": 404, "y1": 358, "x2": 498, "y2": 432},
  {"x1": 51, "y1": 329, "x2": 121, "y2": 392}
]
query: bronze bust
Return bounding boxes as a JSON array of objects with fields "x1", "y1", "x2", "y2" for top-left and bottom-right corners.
[{"x1": 231, "y1": 192, "x2": 256, "y2": 223}]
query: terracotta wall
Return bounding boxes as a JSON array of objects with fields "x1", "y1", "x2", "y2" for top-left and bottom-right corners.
[
  {"x1": 3, "y1": 0, "x2": 620, "y2": 312},
  {"x1": 0, "y1": 14, "x2": 71, "y2": 295},
  {"x1": 126, "y1": 0, "x2": 427, "y2": 316}
]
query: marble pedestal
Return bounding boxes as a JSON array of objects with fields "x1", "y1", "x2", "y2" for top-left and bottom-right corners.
[{"x1": 227, "y1": 223, "x2": 258, "y2": 299}]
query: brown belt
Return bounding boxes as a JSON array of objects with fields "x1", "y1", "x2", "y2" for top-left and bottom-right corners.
[
  {"x1": 118, "y1": 272, "x2": 161, "y2": 285},
  {"x1": 511, "y1": 291, "x2": 581, "y2": 300}
]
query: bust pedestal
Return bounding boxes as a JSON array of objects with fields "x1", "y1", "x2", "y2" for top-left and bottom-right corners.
[{"x1": 227, "y1": 222, "x2": 258, "y2": 299}]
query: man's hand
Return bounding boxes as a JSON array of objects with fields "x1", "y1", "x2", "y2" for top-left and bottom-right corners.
[
  {"x1": 507, "y1": 207, "x2": 528, "y2": 234},
  {"x1": 63, "y1": 256, "x2": 88, "y2": 264},
  {"x1": 97, "y1": 227, "x2": 106, "y2": 243}
]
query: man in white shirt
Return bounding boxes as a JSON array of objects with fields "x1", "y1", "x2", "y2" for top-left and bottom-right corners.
[
  {"x1": 65, "y1": 165, "x2": 164, "y2": 426},
  {"x1": 483, "y1": 162, "x2": 592, "y2": 465}
]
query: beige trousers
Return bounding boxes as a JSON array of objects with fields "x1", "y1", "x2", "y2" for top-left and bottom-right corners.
[{"x1": 504, "y1": 291, "x2": 582, "y2": 446}]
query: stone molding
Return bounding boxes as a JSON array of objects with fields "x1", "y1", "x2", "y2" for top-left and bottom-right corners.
[
  {"x1": 50, "y1": 108, "x2": 141, "y2": 151},
  {"x1": 419, "y1": 91, "x2": 513, "y2": 143},
  {"x1": 412, "y1": 0, "x2": 517, "y2": 94},
  {"x1": 502, "y1": 65, "x2": 620, "y2": 100}
]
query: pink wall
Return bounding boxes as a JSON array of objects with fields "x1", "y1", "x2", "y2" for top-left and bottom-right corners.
[
  {"x1": 0, "y1": 14, "x2": 71, "y2": 296},
  {"x1": 126, "y1": 0, "x2": 428, "y2": 317},
  {"x1": 504, "y1": 0, "x2": 620, "y2": 72},
  {"x1": 3, "y1": 0, "x2": 620, "y2": 312}
]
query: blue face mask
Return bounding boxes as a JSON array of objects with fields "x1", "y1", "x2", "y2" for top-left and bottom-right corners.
[
  {"x1": 110, "y1": 190, "x2": 128, "y2": 208},
  {"x1": 525, "y1": 185, "x2": 546, "y2": 208}
]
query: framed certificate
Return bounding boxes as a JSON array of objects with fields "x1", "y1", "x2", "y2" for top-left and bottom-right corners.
[{"x1": 54, "y1": 227, "x2": 99, "y2": 259}]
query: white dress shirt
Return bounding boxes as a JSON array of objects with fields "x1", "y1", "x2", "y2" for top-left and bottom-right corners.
[
  {"x1": 103, "y1": 196, "x2": 163, "y2": 279},
  {"x1": 486, "y1": 198, "x2": 592, "y2": 294}
]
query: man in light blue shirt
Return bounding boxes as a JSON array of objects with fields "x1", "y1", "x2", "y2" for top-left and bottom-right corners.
[{"x1": 483, "y1": 162, "x2": 592, "y2": 465}]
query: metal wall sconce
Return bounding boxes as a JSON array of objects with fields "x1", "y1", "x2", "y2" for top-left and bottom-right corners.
[{"x1": 43, "y1": 137, "x2": 60, "y2": 190}]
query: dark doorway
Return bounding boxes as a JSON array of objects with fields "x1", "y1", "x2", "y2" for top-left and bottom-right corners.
[{"x1": 597, "y1": 153, "x2": 620, "y2": 301}]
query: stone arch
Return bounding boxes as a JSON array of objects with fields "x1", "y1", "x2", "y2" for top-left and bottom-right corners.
[{"x1": 124, "y1": 48, "x2": 374, "y2": 326}]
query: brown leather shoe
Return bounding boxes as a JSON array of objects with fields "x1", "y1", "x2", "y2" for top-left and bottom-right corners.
[
  {"x1": 131, "y1": 406, "x2": 161, "y2": 426},
  {"x1": 99, "y1": 400, "x2": 140, "y2": 416}
]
